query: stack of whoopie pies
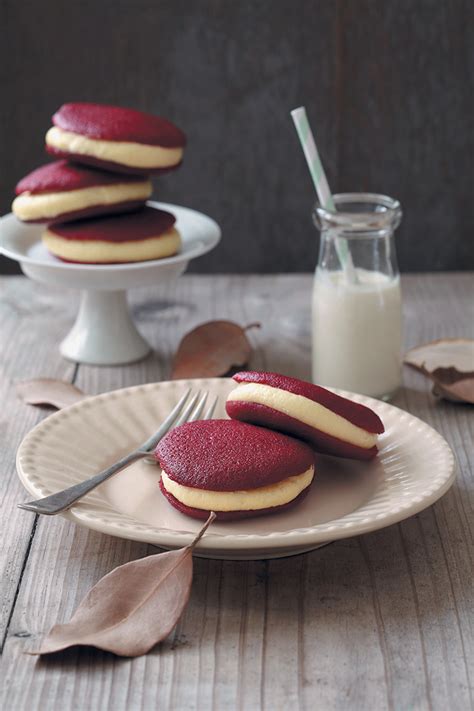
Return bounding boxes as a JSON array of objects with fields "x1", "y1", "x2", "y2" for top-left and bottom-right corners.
[
  {"x1": 155, "y1": 371, "x2": 385, "y2": 521},
  {"x1": 12, "y1": 103, "x2": 186, "y2": 264}
]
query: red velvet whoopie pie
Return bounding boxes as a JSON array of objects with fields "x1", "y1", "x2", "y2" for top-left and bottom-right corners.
[
  {"x1": 12, "y1": 160, "x2": 151, "y2": 224},
  {"x1": 226, "y1": 371, "x2": 385, "y2": 460},
  {"x1": 155, "y1": 419, "x2": 315, "y2": 521},
  {"x1": 42, "y1": 205, "x2": 180, "y2": 264},
  {"x1": 45, "y1": 103, "x2": 186, "y2": 175}
]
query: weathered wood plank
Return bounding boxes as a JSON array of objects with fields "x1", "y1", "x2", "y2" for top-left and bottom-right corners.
[
  {"x1": 0, "y1": 278, "x2": 75, "y2": 643},
  {"x1": 1, "y1": 273, "x2": 473, "y2": 711}
]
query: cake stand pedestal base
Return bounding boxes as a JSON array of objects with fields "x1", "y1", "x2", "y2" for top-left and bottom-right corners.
[{"x1": 60, "y1": 289, "x2": 150, "y2": 366}]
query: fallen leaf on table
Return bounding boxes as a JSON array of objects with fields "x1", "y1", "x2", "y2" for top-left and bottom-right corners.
[
  {"x1": 33, "y1": 512, "x2": 216, "y2": 658},
  {"x1": 16, "y1": 379, "x2": 86, "y2": 409},
  {"x1": 404, "y1": 338, "x2": 474, "y2": 404},
  {"x1": 171, "y1": 320, "x2": 260, "y2": 379},
  {"x1": 431, "y1": 369, "x2": 474, "y2": 404},
  {"x1": 404, "y1": 338, "x2": 474, "y2": 373}
]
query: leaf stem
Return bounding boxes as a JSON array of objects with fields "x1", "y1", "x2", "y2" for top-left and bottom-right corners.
[{"x1": 189, "y1": 511, "x2": 216, "y2": 550}]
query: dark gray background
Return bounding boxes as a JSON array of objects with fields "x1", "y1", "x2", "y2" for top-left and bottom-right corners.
[{"x1": 1, "y1": 0, "x2": 472, "y2": 274}]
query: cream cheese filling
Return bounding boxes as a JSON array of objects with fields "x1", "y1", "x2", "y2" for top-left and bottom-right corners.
[
  {"x1": 227, "y1": 383, "x2": 377, "y2": 449},
  {"x1": 161, "y1": 466, "x2": 314, "y2": 511},
  {"x1": 42, "y1": 226, "x2": 181, "y2": 263},
  {"x1": 46, "y1": 126, "x2": 184, "y2": 168},
  {"x1": 12, "y1": 180, "x2": 152, "y2": 220}
]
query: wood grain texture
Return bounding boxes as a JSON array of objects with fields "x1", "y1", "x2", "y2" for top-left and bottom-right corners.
[
  {"x1": 0, "y1": 273, "x2": 473, "y2": 711},
  {"x1": 1, "y1": 0, "x2": 473, "y2": 275},
  {"x1": 0, "y1": 279, "x2": 75, "y2": 642}
]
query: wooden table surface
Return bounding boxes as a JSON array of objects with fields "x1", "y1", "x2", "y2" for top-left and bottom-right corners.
[{"x1": 0, "y1": 272, "x2": 472, "y2": 711}]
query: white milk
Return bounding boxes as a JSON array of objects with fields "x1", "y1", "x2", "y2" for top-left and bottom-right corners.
[{"x1": 312, "y1": 268, "x2": 402, "y2": 398}]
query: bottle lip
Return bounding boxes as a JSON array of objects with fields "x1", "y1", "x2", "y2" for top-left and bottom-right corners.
[{"x1": 314, "y1": 192, "x2": 402, "y2": 231}]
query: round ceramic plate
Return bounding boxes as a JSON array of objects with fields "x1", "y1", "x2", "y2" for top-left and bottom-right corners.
[{"x1": 16, "y1": 378, "x2": 455, "y2": 560}]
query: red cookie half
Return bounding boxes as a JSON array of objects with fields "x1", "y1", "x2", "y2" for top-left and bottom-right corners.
[
  {"x1": 45, "y1": 103, "x2": 186, "y2": 175},
  {"x1": 13, "y1": 160, "x2": 151, "y2": 224},
  {"x1": 226, "y1": 371, "x2": 384, "y2": 460},
  {"x1": 155, "y1": 419, "x2": 315, "y2": 521},
  {"x1": 42, "y1": 206, "x2": 180, "y2": 264}
]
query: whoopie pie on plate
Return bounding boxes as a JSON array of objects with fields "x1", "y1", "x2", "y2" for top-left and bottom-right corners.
[
  {"x1": 43, "y1": 205, "x2": 180, "y2": 264},
  {"x1": 155, "y1": 419, "x2": 316, "y2": 521},
  {"x1": 226, "y1": 371, "x2": 385, "y2": 460}
]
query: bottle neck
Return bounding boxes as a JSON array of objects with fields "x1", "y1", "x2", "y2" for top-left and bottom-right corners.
[{"x1": 317, "y1": 228, "x2": 399, "y2": 280}]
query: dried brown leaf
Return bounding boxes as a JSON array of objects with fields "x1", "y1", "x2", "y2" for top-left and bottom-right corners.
[
  {"x1": 431, "y1": 372, "x2": 474, "y2": 404},
  {"x1": 404, "y1": 338, "x2": 474, "y2": 374},
  {"x1": 170, "y1": 320, "x2": 260, "y2": 379},
  {"x1": 34, "y1": 512, "x2": 216, "y2": 657},
  {"x1": 16, "y1": 378, "x2": 85, "y2": 410},
  {"x1": 404, "y1": 338, "x2": 474, "y2": 404}
]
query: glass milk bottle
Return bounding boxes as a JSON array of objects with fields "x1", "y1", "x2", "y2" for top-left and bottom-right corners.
[{"x1": 312, "y1": 193, "x2": 403, "y2": 400}]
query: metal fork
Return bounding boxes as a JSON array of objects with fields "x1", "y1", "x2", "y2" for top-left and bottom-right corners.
[{"x1": 17, "y1": 389, "x2": 218, "y2": 516}]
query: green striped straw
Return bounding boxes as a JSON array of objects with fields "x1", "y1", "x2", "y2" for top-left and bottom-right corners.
[{"x1": 291, "y1": 106, "x2": 356, "y2": 281}]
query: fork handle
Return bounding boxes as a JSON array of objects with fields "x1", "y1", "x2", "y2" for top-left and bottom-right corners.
[{"x1": 18, "y1": 449, "x2": 149, "y2": 515}]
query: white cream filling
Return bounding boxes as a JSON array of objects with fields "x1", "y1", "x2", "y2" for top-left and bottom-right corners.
[
  {"x1": 46, "y1": 126, "x2": 184, "y2": 168},
  {"x1": 161, "y1": 466, "x2": 314, "y2": 511},
  {"x1": 12, "y1": 180, "x2": 152, "y2": 220},
  {"x1": 227, "y1": 383, "x2": 377, "y2": 449},
  {"x1": 42, "y1": 226, "x2": 181, "y2": 263}
]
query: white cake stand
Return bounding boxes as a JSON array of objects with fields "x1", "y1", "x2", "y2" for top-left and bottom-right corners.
[{"x1": 0, "y1": 201, "x2": 221, "y2": 365}]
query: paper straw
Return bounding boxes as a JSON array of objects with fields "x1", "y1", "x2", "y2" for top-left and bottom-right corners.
[
  {"x1": 291, "y1": 106, "x2": 356, "y2": 281},
  {"x1": 291, "y1": 106, "x2": 335, "y2": 211}
]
